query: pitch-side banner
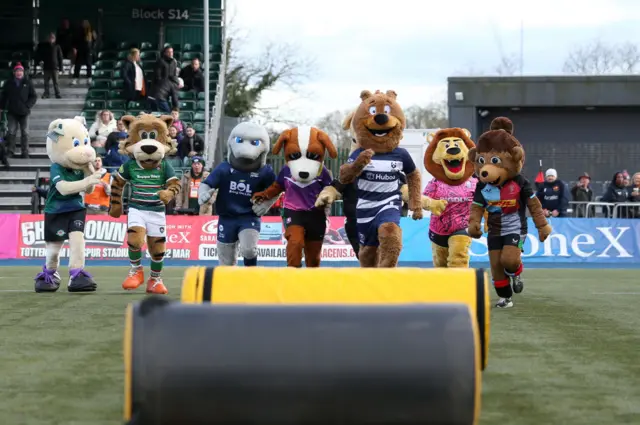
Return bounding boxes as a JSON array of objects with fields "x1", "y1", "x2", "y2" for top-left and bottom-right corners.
[{"x1": 9, "y1": 215, "x2": 640, "y2": 264}]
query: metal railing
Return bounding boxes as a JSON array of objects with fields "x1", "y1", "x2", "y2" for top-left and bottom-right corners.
[{"x1": 568, "y1": 201, "x2": 640, "y2": 218}]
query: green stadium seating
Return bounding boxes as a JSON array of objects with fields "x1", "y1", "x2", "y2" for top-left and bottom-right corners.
[
  {"x1": 184, "y1": 44, "x2": 202, "y2": 52},
  {"x1": 91, "y1": 80, "x2": 111, "y2": 90},
  {"x1": 87, "y1": 90, "x2": 107, "y2": 100},
  {"x1": 98, "y1": 51, "x2": 116, "y2": 60},
  {"x1": 113, "y1": 70, "x2": 122, "y2": 79},
  {"x1": 111, "y1": 80, "x2": 125, "y2": 89},
  {"x1": 119, "y1": 41, "x2": 137, "y2": 50},
  {"x1": 193, "y1": 122, "x2": 206, "y2": 133},
  {"x1": 81, "y1": 109, "x2": 99, "y2": 118},
  {"x1": 141, "y1": 42, "x2": 157, "y2": 51},
  {"x1": 197, "y1": 92, "x2": 206, "y2": 100},
  {"x1": 108, "y1": 90, "x2": 124, "y2": 99},
  {"x1": 167, "y1": 157, "x2": 183, "y2": 169},
  {"x1": 180, "y1": 111, "x2": 194, "y2": 122},
  {"x1": 164, "y1": 43, "x2": 181, "y2": 51},
  {"x1": 194, "y1": 112, "x2": 206, "y2": 122},
  {"x1": 140, "y1": 51, "x2": 158, "y2": 61},
  {"x1": 179, "y1": 101, "x2": 195, "y2": 111},
  {"x1": 178, "y1": 91, "x2": 196, "y2": 100},
  {"x1": 84, "y1": 100, "x2": 105, "y2": 110},
  {"x1": 127, "y1": 110, "x2": 143, "y2": 116},
  {"x1": 111, "y1": 110, "x2": 126, "y2": 120},
  {"x1": 115, "y1": 60, "x2": 125, "y2": 69},
  {"x1": 117, "y1": 51, "x2": 129, "y2": 60},
  {"x1": 95, "y1": 60, "x2": 115, "y2": 70},
  {"x1": 107, "y1": 100, "x2": 127, "y2": 110},
  {"x1": 182, "y1": 52, "x2": 202, "y2": 61},
  {"x1": 142, "y1": 61, "x2": 155, "y2": 71},
  {"x1": 93, "y1": 69, "x2": 113, "y2": 79},
  {"x1": 197, "y1": 100, "x2": 207, "y2": 111},
  {"x1": 0, "y1": 81, "x2": 4, "y2": 88},
  {"x1": 173, "y1": 52, "x2": 182, "y2": 61},
  {"x1": 128, "y1": 101, "x2": 144, "y2": 110},
  {"x1": 94, "y1": 146, "x2": 107, "y2": 156}
]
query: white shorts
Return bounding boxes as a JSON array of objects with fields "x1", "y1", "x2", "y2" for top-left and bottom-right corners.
[{"x1": 127, "y1": 208, "x2": 167, "y2": 237}]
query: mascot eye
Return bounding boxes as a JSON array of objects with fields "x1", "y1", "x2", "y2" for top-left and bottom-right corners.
[
  {"x1": 235, "y1": 136, "x2": 243, "y2": 144},
  {"x1": 139, "y1": 131, "x2": 148, "y2": 139},
  {"x1": 288, "y1": 152, "x2": 302, "y2": 161},
  {"x1": 73, "y1": 139, "x2": 80, "y2": 147},
  {"x1": 149, "y1": 131, "x2": 157, "y2": 139},
  {"x1": 477, "y1": 156, "x2": 485, "y2": 165},
  {"x1": 84, "y1": 138, "x2": 89, "y2": 145},
  {"x1": 490, "y1": 157, "x2": 501, "y2": 164},
  {"x1": 251, "y1": 139, "x2": 261, "y2": 146},
  {"x1": 383, "y1": 105, "x2": 391, "y2": 114},
  {"x1": 368, "y1": 106, "x2": 377, "y2": 115},
  {"x1": 306, "y1": 152, "x2": 320, "y2": 160}
]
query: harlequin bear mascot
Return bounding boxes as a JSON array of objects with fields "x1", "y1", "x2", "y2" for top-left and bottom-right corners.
[
  {"x1": 423, "y1": 127, "x2": 478, "y2": 268},
  {"x1": 34, "y1": 117, "x2": 100, "y2": 293},
  {"x1": 467, "y1": 117, "x2": 552, "y2": 308},
  {"x1": 326, "y1": 90, "x2": 422, "y2": 268},
  {"x1": 252, "y1": 126, "x2": 337, "y2": 267},
  {"x1": 109, "y1": 114, "x2": 180, "y2": 295},
  {"x1": 198, "y1": 121, "x2": 276, "y2": 266}
]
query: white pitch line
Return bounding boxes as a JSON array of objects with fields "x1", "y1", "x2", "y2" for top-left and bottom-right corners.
[
  {"x1": 591, "y1": 292, "x2": 640, "y2": 295},
  {"x1": 0, "y1": 289, "x2": 141, "y2": 294}
]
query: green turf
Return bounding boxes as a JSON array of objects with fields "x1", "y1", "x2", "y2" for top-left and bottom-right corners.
[{"x1": 0, "y1": 267, "x2": 639, "y2": 424}]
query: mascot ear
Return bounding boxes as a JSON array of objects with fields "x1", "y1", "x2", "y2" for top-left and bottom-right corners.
[
  {"x1": 317, "y1": 129, "x2": 338, "y2": 159},
  {"x1": 120, "y1": 115, "x2": 136, "y2": 131},
  {"x1": 73, "y1": 116, "x2": 87, "y2": 127},
  {"x1": 118, "y1": 138, "x2": 129, "y2": 156},
  {"x1": 467, "y1": 147, "x2": 477, "y2": 162},
  {"x1": 385, "y1": 90, "x2": 398, "y2": 100},
  {"x1": 511, "y1": 146, "x2": 524, "y2": 163},
  {"x1": 426, "y1": 132, "x2": 436, "y2": 144},
  {"x1": 461, "y1": 128, "x2": 471, "y2": 138},
  {"x1": 360, "y1": 90, "x2": 373, "y2": 101},
  {"x1": 47, "y1": 119, "x2": 65, "y2": 142},
  {"x1": 273, "y1": 129, "x2": 290, "y2": 155},
  {"x1": 159, "y1": 114, "x2": 174, "y2": 129},
  {"x1": 342, "y1": 111, "x2": 354, "y2": 131}
]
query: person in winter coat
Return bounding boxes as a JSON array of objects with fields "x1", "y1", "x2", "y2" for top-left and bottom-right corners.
[
  {"x1": 149, "y1": 46, "x2": 179, "y2": 113},
  {"x1": 71, "y1": 20, "x2": 96, "y2": 85},
  {"x1": 626, "y1": 172, "x2": 640, "y2": 218},
  {"x1": 536, "y1": 168, "x2": 569, "y2": 217},
  {"x1": 601, "y1": 171, "x2": 631, "y2": 218},
  {"x1": 89, "y1": 110, "x2": 117, "y2": 148},
  {"x1": 175, "y1": 157, "x2": 213, "y2": 215},
  {"x1": 178, "y1": 57, "x2": 205, "y2": 92},
  {"x1": 0, "y1": 63, "x2": 37, "y2": 158},
  {"x1": 571, "y1": 173, "x2": 594, "y2": 217},
  {"x1": 56, "y1": 18, "x2": 75, "y2": 66},
  {"x1": 36, "y1": 33, "x2": 64, "y2": 99},
  {"x1": 121, "y1": 48, "x2": 145, "y2": 102},
  {"x1": 102, "y1": 131, "x2": 129, "y2": 168},
  {"x1": 178, "y1": 126, "x2": 205, "y2": 165}
]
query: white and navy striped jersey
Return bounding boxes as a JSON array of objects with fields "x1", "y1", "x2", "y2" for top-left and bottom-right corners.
[{"x1": 348, "y1": 147, "x2": 416, "y2": 224}]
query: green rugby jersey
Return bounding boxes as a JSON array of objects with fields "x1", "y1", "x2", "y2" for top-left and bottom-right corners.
[
  {"x1": 116, "y1": 159, "x2": 177, "y2": 212},
  {"x1": 44, "y1": 163, "x2": 86, "y2": 214}
]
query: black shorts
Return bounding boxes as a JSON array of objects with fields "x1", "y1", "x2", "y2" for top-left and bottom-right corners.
[
  {"x1": 44, "y1": 209, "x2": 86, "y2": 242},
  {"x1": 429, "y1": 229, "x2": 469, "y2": 248},
  {"x1": 283, "y1": 208, "x2": 326, "y2": 241},
  {"x1": 487, "y1": 233, "x2": 525, "y2": 251}
]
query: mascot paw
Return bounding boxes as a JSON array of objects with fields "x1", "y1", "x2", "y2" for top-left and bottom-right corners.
[
  {"x1": 157, "y1": 189, "x2": 173, "y2": 205},
  {"x1": 412, "y1": 208, "x2": 423, "y2": 220},
  {"x1": 427, "y1": 199, "x2": 448, "y2": 216},
  {"x1": 468, "y1": 223, "x2": 482, "y2": 239},
  {"x1": 354, "y1": 149, "x2": 374, "y2": 169},
  {"x1": 251, "y1": 191, "x2": 267, "y2": 204},
  {"x1": 538, "y1": 224, "x2": 552, "y2": 242},
  {"x1": 315, "y1": 186, "x2": 338, "y2": 208},
  {"x1": 109, "y1": 205, "x2": 122, "y2": 218},
  {"x1": 252, "y1": 202, "x2": 271, "y2": 216}
]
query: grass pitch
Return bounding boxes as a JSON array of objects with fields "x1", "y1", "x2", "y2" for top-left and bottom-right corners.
[{"x1": 0, "y1": 267, "x2": 639, "y2": 425}]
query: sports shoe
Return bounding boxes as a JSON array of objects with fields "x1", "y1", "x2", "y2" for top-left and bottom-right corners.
[
  {"x1": 68, "y1": 268, "x2": 97, "y2": 292},
  {"x1": 34, "y1": 266, "x2": 61, "y2": 293},
  {"x1": 495, "y1": 297, "x2": 513, "y2": 308},
  {"x1": 511, "y1": 274, "x2": 524, "y2": 294},
  {"x1": 123, "y1": 267, "x2": 144, "y2": 290},
  {"x1": 146, "y1": 277, "x2": 168, "y2": 295}
]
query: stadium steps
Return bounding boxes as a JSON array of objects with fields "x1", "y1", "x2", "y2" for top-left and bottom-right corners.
[{"x1": 0, "y1": 75, "x2": 87, "y2": 212}]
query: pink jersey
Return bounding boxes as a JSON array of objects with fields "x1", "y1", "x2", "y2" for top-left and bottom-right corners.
[{"x1": 423, "y1": 177, "x2": 477, "y2": 235}]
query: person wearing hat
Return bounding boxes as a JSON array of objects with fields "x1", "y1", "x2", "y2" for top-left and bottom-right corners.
[
  {"x1": 0, "y1": 63, "x2": 37, "y2": 158},
  {"x1": 571, "y1": 173, "x2": 593, "y2": 217},
  {"x1": 535, "y1": 168, "x2": 569, "y2": 218},
  {"x1": 175, "y1": 156, "x2": 213, "y2": 215}
]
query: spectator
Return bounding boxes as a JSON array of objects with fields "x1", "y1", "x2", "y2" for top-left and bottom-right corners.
[
  {"x1": 116, "y1": 119, "x2": 127, "y2": 134},
  {"x1": 170, "y1": 107, "x2": 186, "y2": 135},
  {"x1": 570, "y1": 173, "x2": 593, "y2": 218},
  {"x1": 179, "y1": 57, "x2": 205, "y2": 92},
  {"x1": 71, "y1": 19, "x2": 96, "y2": 85},
  {"x1": 0, "y1": 63, "x2": 37, "y2": 158},
  {"x1": 178, "y1": 126, "x2": 205, "y2": 166},
  {"x1": 175, "y1": 156, "x2": 213, "y2": 215},
  {"x1": 168, "y1": 125, "x2": 183, "y2": 145},
  {"x1": 601, "y1": 172, "x2": 630, "y2": 218},
  {"x1": 56, "y1": 18, "x2": 75, "y2": 72},
  {"x1": 36, "y1": 33, "x2": 64, "y2": 99},
  {"x1": 122, "y1": 48, "x2": 146, "y2": 102},
  {"x1": 149, "y1": 46, "x2": 179, "y2": 113},
  {"x1": 0, "y1": 133, "x2": 9, "y2": 167},
  {"x1": 89, "y1": 110, "x2": 117, "y2": 148},
  {"x1": 628, "y1": 172, "x2": 640, "y2": 218},
  {"x1": 536, "y1": 168, "x2": 569, "y2": 218},
  {"x1": 84, "y1": 156, "x2": 111, "y2": 215},
  {"x1": 103, "y1": 131, "x2": 129, "y2": 168}
]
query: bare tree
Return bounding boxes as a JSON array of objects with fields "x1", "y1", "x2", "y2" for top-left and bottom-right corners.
[
  {"x1": 404, "y1": 101, "x2": 448, "y2": 129},
  {"x1": 494, "y1": 53, "x2": 520, "y2": 76},
  {"x1": 315, "y1": 110, "x2": 353, "y2": 149},
  {"x1": 616, "y1": 42, "x2": 640, "y2": 73},
  {"x1": 563, "y1": 39, "x2": 640, "y2": 75}
]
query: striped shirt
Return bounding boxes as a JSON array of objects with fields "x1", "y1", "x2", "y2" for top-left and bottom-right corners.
[
  {"x1": 348, "y1": 147, "x2": 416, "y2": 224},
  {"x1": 116, "y1": 159, "x2": 177, "y2": 212}
]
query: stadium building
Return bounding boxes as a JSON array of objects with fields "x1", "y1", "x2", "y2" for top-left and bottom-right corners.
[{"x1": 448, "y1": 76, "x2": 640, "y2": 187}]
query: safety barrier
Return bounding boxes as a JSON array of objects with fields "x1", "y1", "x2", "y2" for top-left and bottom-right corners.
[
  {"x1": 124, "y1": 297, "x2": 482, "y2": 425},
  {"x1": 181, "y1": 266, "x2": 490, "y2": 369},
  {"x1": 568, "y1": 201, "x2": 640, "y2": 218}
]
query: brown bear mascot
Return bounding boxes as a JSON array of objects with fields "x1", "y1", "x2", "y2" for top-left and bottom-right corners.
[
  {"x1": 318, "y1": 90, "x2": 422, "y2": 267},
  {"x1": 467, "y1": 117, "x2": 552, "y2": 308}
]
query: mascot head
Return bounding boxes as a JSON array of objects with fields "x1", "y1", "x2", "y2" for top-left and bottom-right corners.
[
  {"x1": 273, "y1": 126, "x2": 337, "y2": 184},
  {"x1": 352, "y1": 89, "x2": 406, "y2": 154},
  {"x1": 227, "y1": 122, "x2": 271, "y2": 172},
  {"x1": 424, "y1": 128, "x2": 476, "y2": 185},
  {"x1": 119, "y1": 114, "x2": 177, "y2": 169},
  {"x1": 46, "y1": 116, "x2": 96, "y2": 169},
  {"x1": 468, "y1": 117, "x2": 524, "y2": 186}
]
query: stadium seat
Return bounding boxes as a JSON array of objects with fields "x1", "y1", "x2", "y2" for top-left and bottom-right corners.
[
  {"x1": 95, "y1": 146, "x2": 107, "y2": 156},
  {"x1": 140, "y1": 42, "x2": 157, "y2": 51},
  {"x1": 81, "y1": 109, "x2": 100, "y2": 118},
  {"x1": 115, "y1": 60, "x2": 127, "y2": 69},
  {"x1": 91, "y1": 80, "x2": 111, "y2": 90},
  {"x1": 193, "y1": 122, "x2": 206, "y2": 133},
  {"x1": 107, "y1": 100, "x2": 127, "y2": 110},
  {"x1": 193, "y1": 112, "x2": 206, "y2": 122},
  {"x1": 197, "y1": 92, "x2": 206, "y2": 100},
  {"x1": 117, "y1": 51, "x2": 129, "y2": 60},
  {"x1": 184, "y1": 43, "x2": 202, "y2": 52},
  {"x1": 0, "y1": 81, "x2": 3, "y2": 88},
  {"x1": 173, "y1": 52, "x2": 182, "y2": 61},
  {"x1": 113, "y1": 69, "x2": 123, "y2": 79},
  {"x1": 179, "y1": 100, "x2": 195, "y2": 111},
  {"x1": 93, "y1": 69, "x2": 113, "y2": 79},
  {"x1": 86, "y1": 90, "x2": 107, "y2": 100},
  {"x1": 196, "y1": 100, "x2": 207, "y2": 111},
  {"x1": 95, "y1": 60, "x2": 115, "y2": 70},
  {"x1": 111, "y1": 79, "x2": 125, "y2": 89},
  {"x1": 182, "y1": 52, "x2": 202, "y2": 61},
  {"x1": 167, "y1": 156, "x2": 183, "y2": 169},
  {"x1": 119, "y1": 41, "x2": 137, "y2": 50},
  {"x1": 108, "y1": 90, "x2": 124, "y2": 99},
  {"x1": 98, "y1": 51, "x2": 116, "y2": 60},
  {"x1": 142, "y1": 61, "x2": 155, "y2": 71},
  {"x1": 84, "y1": 99, "x2": 105, "y2": 110},
  {"x1": 140, "y1": 51, "x2": 158, "y2": 61},
  {"x1": 127, "y1": 101, "x2": 144, "y2": 110},
  {"x1": 179, "y1": 111, "x2": 194, "y2": 122},
  {"x1": 178, "y1": 91, "x2": 196, "y2": 100},
  {"x1": 127, "y1": 109, "x2": 143, "y2": 116},
  {"x1": 111, "y1": 110, "x2": 126, "y2": 120}
]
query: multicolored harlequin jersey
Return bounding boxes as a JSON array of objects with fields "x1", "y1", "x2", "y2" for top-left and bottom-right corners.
[{"x1": 472, "y1": 175, "x2": 535, "y2": 237}]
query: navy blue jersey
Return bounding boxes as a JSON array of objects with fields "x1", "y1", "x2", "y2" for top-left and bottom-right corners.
[
  {"x1": 203, "y1": 162, "x2": 276, "y2": 217},
  {"x1": 348, "y1": 147, "x2": 416, "y2": 224}
]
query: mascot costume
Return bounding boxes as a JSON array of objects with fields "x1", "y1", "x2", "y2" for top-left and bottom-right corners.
[
  {"x1": 109, "y1": 114, "x2": 180, "y2": 295},
  {"x1": 422, "y1": 128, "x2": 477, "y2": 268},
  {"x1": 252, "y1": 126, "x2": 337, "y2": 268},
  {"x1": 198, "y1": 122, "x2": 276, "y2": 266},
  {"x1": 467, "y1": 117, "x2": 552, "y2": 308},
  {"x1": 34, "y1": 117, "x2": 100, "y2": 293},
  {"x1": 320, "y1": 90, "x2": 422, "y2": 268}
]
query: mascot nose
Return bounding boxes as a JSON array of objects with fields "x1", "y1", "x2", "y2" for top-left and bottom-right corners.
[
  {"x1": 373, "y1": 114, "x2": 389, "y2": 125},
  {"x1": 141, "y1": 145, "x2": 158, "y2": 154},
  {"x1": 446, "y1": 147, "x2": 461, "y2": 155},
  {"x1": 298, "y1": 171, "x2": 310, "y2": 179},
  {"x1": 481, "y1": 171, "x2": 489, "y2": 178}
]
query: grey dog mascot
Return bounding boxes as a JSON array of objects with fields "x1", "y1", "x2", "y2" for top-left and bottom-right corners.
[{"x1": 198, "y1": 122, "x2": 277, "y2": 266}]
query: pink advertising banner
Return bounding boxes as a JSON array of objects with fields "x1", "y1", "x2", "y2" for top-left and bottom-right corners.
[{"x1": 0, "y1": 214, "x2": 19, "y2": 259}]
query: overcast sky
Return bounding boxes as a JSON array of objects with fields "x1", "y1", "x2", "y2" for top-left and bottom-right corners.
[{"x1": 229, "y1": 0, "x2": 640, "y2": 125}]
